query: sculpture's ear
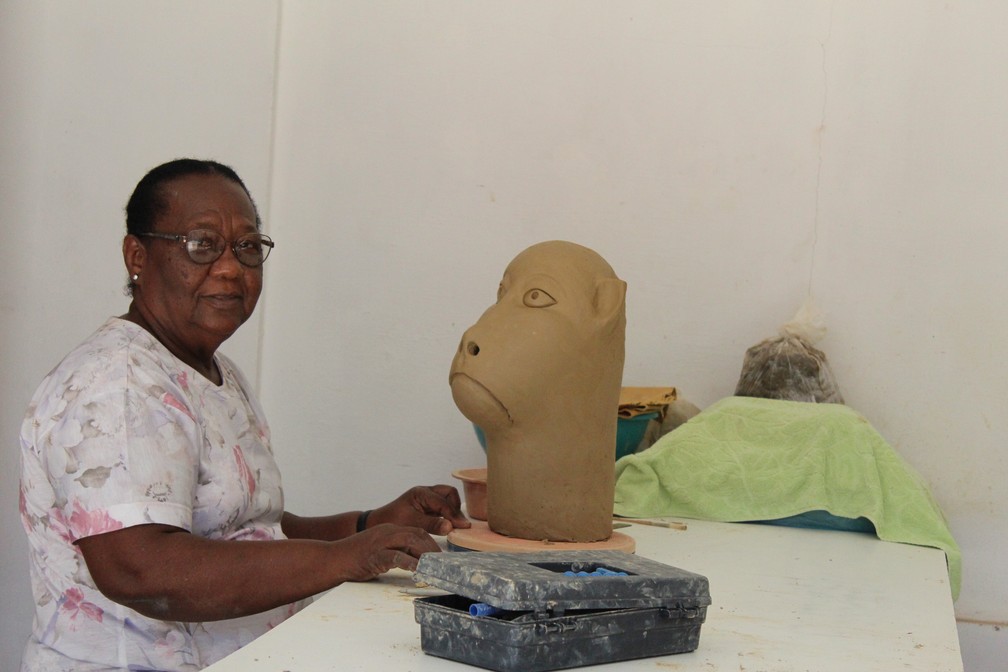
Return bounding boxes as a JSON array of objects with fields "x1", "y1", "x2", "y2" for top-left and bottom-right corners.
[{"x1": 593, "y1": 277, "x2": 627, "y2": 326}]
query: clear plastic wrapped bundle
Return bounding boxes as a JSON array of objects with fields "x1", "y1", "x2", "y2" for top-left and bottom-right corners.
[{"x1": 734, "y1": 301, "x2": 844, "y2": 404}]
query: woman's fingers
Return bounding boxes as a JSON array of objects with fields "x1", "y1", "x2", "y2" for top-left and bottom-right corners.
[{"x1": 346, "y1": 524, "x2": 441, "y2": 580}]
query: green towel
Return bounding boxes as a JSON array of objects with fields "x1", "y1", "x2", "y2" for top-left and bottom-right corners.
[{"x1": 614, "y1": 396, "x2": 961, "y2": 599}]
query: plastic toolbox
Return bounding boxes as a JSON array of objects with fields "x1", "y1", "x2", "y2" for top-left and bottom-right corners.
[{"x1": 413, "y1": 550, "x2": 711, "y2": 672}]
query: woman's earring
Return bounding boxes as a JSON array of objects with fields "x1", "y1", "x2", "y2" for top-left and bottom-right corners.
[{"x1": 124, "y1": 272, "x2": 140, "y2": 297}]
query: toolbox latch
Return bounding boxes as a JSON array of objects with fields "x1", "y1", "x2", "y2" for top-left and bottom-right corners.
[
  {"x1": 534, "y1": 619, "x2": 578, "y2": 636},
  {"x1": 662, "y1": 603, "x2": 703, "y2": 620}
]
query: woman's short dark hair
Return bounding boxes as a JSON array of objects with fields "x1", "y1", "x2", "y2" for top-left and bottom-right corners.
[{"x1": 125, "y1": 158, "x2": 261, "y2": 234}]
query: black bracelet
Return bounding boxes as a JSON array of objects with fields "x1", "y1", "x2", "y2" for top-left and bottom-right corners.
[{"x1": 356, "y1": 509, "x2": 372, "y2": 533}]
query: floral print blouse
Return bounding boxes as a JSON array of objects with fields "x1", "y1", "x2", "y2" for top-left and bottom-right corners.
[{"x1": 19, "y1": 318, "x2": 306, "y2": 671}]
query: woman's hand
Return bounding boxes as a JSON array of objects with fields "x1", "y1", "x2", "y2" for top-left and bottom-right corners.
[
  {"x1": 368, "y1": 485, "x2": 471, "y2": 536},
  {"x1": 335, "y1": 524, "x2": 443, "y2": 581}
]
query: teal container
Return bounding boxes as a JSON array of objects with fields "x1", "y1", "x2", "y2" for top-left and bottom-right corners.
[{"x1": 614, "y1": 413, "x2": 658, "y2": 460}]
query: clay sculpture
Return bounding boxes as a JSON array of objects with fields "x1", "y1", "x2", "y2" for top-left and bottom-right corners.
[{"x1": 449, "y1": 240, "x2": 626, "y2": 542}]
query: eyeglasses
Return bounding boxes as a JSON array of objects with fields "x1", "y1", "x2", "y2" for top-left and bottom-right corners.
[{"x1": 136, "y1": 229, "x2": 275, "y2": 267}]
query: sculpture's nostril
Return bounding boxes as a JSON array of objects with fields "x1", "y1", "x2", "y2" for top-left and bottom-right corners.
[{"x1": 467, "y1": 342, "x2": 480, "y2": 356}]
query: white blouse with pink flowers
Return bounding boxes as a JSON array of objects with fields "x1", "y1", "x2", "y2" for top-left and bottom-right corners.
[{"x1": 19, "y1": 318, "x2": 306, "y2": 671}]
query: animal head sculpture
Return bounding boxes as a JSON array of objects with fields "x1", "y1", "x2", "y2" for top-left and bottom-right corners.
[{"x1": 449, "y1": 241, "x2": 626, "y2": 542}]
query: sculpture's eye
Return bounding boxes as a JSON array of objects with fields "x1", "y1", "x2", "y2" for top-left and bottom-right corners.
[
  {"x1": 497, "y1": 283, "x2": 505, "y2": 302},
  {"x1": 523, "y1": 288, "x2": 556, "y2": 308}
]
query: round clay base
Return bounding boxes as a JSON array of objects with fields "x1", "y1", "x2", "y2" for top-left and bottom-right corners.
[{"x1": 447, "y1": 520, "x2": 636, "y2": 553}]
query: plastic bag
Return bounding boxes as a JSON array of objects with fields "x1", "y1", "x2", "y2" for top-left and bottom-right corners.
[{"x1": 734, "y1": 301, "x2": 844, "y2": 404}]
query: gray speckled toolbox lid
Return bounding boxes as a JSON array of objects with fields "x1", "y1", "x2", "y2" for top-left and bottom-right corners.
[{"x1": 413, "y1": 550, "x2": 711, "y2": 613}]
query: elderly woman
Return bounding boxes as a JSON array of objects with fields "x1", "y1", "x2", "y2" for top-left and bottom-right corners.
[{"x1": 19, "y1": 158, "x2": 469, "y2": 671}]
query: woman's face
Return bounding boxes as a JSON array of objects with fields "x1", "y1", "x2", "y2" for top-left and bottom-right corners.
[{"x1": 132, "y1": 173, "x2": 263, "y2": 360}]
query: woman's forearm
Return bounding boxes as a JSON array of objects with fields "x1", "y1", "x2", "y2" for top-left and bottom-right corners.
[{"x1": 78, "y1": 523, "x2": 359, "y2": 622}]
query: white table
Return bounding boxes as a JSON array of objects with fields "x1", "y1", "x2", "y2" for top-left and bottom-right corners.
[{"x1": 204, "y1": 518, "x2": 963, "y2": 671}]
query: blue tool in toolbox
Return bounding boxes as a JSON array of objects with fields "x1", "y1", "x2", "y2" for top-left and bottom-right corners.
[{"x1": 412, "y1": 550, "x2": 711, "y2": 672}]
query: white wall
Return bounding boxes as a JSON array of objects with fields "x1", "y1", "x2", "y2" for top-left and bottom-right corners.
[{"x1": 2, "y1": 2, "x2": 1005, "y2": 670}]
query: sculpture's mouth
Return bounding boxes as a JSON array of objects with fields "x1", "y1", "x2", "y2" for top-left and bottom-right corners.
[{"x1": 449, "y1": 373, "x2": 513, "y2": 427}]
